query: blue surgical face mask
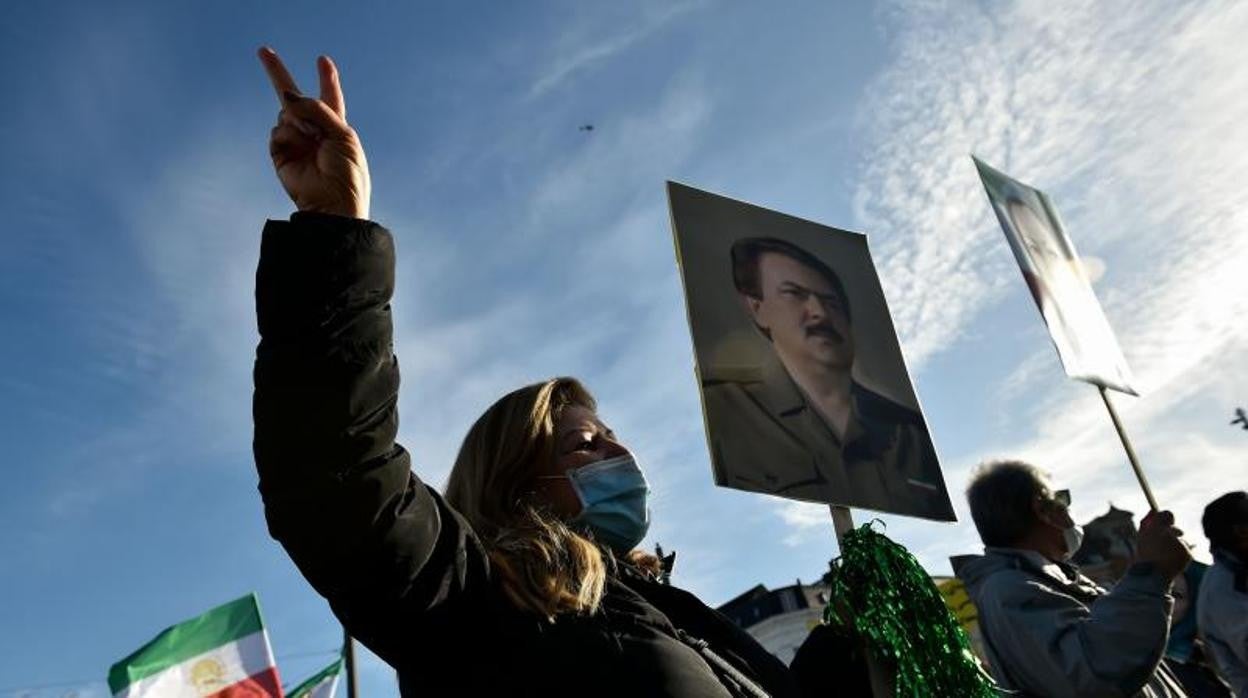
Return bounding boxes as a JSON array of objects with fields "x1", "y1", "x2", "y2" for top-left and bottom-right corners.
[{"x1": 540, "y1": 454, "x2": 650, "y2": 554}]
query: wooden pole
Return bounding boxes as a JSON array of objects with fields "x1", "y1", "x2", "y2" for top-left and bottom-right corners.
[
  {"x1": 830, "y1": 504, "x2": 855, "y2": 539},
  {"x1": 829, "y1": 505, "x2": 893, "y2": 697},
  {"x1": 1097, "y1": 385, "x2": 1159, "y2": 512},
  {"x1": 343, "y1": 628, "x2": 359, "y2": 698}
]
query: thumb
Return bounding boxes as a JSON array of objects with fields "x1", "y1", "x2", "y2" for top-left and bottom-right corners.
[{"x1": 282, "y1": 93, "x2": 353, "y2": 139}]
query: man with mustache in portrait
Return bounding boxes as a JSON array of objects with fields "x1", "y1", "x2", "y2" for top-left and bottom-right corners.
[{"x1": 702, "y1": 237, "x2": 953, "y2": 520}]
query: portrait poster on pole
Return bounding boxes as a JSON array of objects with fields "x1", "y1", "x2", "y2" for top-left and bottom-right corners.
[
  {"x1": 667, "y1": 182, "x2": 955, "y2": 522},
  {"x1": 973, "y1": 156, "x2": 1137, "y2": 395}
]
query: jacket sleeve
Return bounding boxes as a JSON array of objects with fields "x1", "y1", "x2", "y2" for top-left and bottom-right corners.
[
  {"x1": 979, "y1": 566, "x2": 1173, "y2": 697},
  {"x1": 253, "y1": 212, "x2": 491, "y2": 667}
]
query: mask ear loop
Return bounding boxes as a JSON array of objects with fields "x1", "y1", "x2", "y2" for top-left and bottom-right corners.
[{"x1": 533, "y1": 472, "x2": 588, "y2": 516}]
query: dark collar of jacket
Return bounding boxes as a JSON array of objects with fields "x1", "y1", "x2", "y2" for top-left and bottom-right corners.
[{"x1": 605, "y1": 549, "x2": 803, "y2": 698}]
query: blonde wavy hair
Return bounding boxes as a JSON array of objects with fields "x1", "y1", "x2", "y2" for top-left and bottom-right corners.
[{"x1": 445, "y1": 377, "x2": 655, "y2": 620}]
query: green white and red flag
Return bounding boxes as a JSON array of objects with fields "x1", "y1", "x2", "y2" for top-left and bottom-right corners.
[
  {"x1": 107, "y1": 593, "x2": 283, "y2": 698},
  {"x1": 286, "y1": 657, "x2": 343, "y2": 698}
]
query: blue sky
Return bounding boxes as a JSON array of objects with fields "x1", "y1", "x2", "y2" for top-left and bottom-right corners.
[{"x1": 4, "y1": 1, "x2": 1248, "y2": 696}]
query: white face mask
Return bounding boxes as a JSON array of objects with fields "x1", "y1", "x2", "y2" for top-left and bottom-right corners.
[{"x1": 1061, "y1": 524, "x2": 1085, "y2": 560}]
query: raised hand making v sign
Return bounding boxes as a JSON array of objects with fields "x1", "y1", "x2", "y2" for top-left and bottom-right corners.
[
  {"x1": 258, "y1": 47, "x2": 371, "y2": 220},
  {"x1": 251, "y1": 46, "x2": 865, "y2": 697}
]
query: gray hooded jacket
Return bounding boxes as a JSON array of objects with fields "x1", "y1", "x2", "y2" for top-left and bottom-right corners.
[
  {"x1": 957, "y1": 548, "x2": 1187, "y2": 697},
  {"x1": 1196, "y1": 551, "x2": 1248, "y2": 695}
]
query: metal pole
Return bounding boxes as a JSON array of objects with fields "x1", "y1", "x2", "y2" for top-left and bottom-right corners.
[
  {"x1": 1098, "y1": 385, "x2": 1159, "y2": 512},
  {"x1": 343, "y1": 627, "x2": 359, "y2": 698},
  {"x1": 828, "y1": 505, "x2": 893, "y2": 697}
]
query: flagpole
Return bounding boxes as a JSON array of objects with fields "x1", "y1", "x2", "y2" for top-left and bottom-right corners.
[
  {"x1": 1097, "y1": 385, "x2": 1159, "y2": 512},
  {"x1": 343, "y1": 627, "x2": 359, "y2": 698}
]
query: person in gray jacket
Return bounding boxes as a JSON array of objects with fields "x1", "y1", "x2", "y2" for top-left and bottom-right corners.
[
  {"x1": 957, "y1": 460, "x2": 1192, "y2": 697},
  {"x1": 1197, "y1": 491, "x2": 1248, "y2": 695}
]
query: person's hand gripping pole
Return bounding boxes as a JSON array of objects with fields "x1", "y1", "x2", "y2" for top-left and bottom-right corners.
[
  {"x1": 258, "y1": 47, "x2": 371, "y2": 220},
  {"x1": 1137, "y1": 510, "x2": 1192, "y2": 583}
]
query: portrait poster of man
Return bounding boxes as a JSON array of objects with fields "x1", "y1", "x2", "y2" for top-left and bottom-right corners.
[
  {"x1": 667, "y1": 181, "x2": 955, "y2": 521},
  {"x1": 973, "y1": 156, "x2": 1137, "y2": 395}
]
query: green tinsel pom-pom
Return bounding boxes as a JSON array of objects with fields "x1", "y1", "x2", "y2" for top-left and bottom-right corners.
[{"x1": 823, "y1": 522, "x2": 998, "y2": 697}]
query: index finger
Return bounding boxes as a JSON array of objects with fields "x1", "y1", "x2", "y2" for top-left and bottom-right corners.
[{"x1": 258, "y1": 46, "x2": 303, "y2": 104}]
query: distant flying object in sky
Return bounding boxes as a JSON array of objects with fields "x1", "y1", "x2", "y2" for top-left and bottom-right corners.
[
  {"x1": 579, "y1": 124, "x2": 594, "y2": 132},
  {"x1": 1233, "y1": 407, "x2": 1248, "y2": 430}
]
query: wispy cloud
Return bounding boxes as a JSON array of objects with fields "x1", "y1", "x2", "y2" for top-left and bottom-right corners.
[
  {"x1": 851, "y1": 2, "x2": 1243, "y2": 368},
  {"x1": 524, "y1": 69, "x2": 710, "y2": 238},
  {"x1": 776, "y1": 500, "x2": 830, "y2": 548},
  {"x1": 389, "y1": 75, "x2": 712, "y2": 485},
  {"x1": 819, "y1": 0, "x2": 1248, "y2": 569},
  {"x1": 527, "y1": 0, "x2": 706, "y2": 99}
]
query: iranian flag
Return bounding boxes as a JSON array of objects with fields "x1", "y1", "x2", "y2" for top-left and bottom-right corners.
[
  {"x1": 107, "y1": 593, "x2": 283, "y2": 698},
  {"x1": 287, "y1": 657, "x2": 343, "y2": 698}
]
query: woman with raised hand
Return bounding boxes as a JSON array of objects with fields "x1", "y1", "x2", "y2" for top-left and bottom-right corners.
[{"x1": 253, "y1": 47, "x2": 853, "y2": 697}]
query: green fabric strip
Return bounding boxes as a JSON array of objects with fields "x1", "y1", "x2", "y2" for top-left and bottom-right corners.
[
  {"x1": 107, "y1": 593, "x2": 264, "y2": 693},
  {"x1": 287, "y1": 656, "x2": 344, "y2": 698}
]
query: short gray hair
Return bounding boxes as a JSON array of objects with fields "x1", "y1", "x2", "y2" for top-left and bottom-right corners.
[{"x1": 966, "y1": 460, "x2": 1051, "y2": 547}]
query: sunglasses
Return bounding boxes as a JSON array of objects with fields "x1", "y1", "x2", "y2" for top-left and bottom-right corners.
[{"x1": 1052, "y1": 489, "x2": 1071, "y2": 507}]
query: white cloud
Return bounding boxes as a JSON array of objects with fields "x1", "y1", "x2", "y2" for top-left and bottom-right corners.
[
  {"x1": 776, "y1": 500, "x2": 831, "y2": 547},
  {"x1": 527, "y1": 0, "x2": 706, "y2": 99},
  {"x1": 840, "y1": 0, "x2": 1248, "y2": 570},
  {"x1": 852, "y1": 1, "x2": 1246, "y2": 368},
  {"x1": 387, "y1": 74, "x2": 713, "y2": 489}
]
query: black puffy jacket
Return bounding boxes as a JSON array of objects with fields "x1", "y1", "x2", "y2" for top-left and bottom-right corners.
[{"x1": 253, "y1": 213, "x2": 859, "y2": 696}]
